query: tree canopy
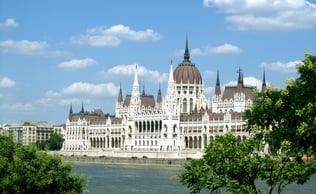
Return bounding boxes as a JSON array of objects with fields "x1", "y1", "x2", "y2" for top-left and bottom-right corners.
[
  {"x1": 36, "y1": 132, "x2": 64, "y2": 150},
  {"x1": 0, "y1": 135, "x2": 88, "y2": 194},
  {"x1": 178, "y1": 134, "x2": 265, "y2": 194},
  {"x1": 246, "y1": 53, "x2": 316, "y2": 153},
  {"x1": 178, "y1": 53, "x2": 316, "y2": 194}
]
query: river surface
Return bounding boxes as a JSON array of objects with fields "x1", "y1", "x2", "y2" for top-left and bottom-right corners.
[{"x1": 72, "y1": 163, "x2": 316, "y2": 194}]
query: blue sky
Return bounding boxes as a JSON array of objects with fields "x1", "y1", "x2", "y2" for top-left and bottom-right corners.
[{"x1": 0, "y1": 0, "x2": 316, "y2": 124}]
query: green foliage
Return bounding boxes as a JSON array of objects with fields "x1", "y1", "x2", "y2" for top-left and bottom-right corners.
[
  {"x1": 245, "y1": 52, "x2": 316, "y2": 153},
  {"x1": 36, "y1": 132, "x2": 64, "y2": 151},
  {"x1": 179, "y1": 53, "x2": 316, "y2": 194},
  {"x1": 178, "y1": 133, "x2": 265, "y2": 194},
  {"x1": 0, "y1": 135, "x2": 88, "y2": 194},
  {"x1": 48, "y1": 133, "x2": 65, "y2": 150}
]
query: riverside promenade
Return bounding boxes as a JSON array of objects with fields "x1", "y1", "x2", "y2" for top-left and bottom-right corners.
[
  {"x1": 56, "y1": 149, "x2": 203, "y2": 166},
  {"x1": 61, "y1": 155, "x2": 189, "y2": 166}
]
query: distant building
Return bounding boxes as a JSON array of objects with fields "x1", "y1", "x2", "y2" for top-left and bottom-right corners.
[
  {"x1": 62, "y1": 39, "x2": 266, "y2": 157},
  {"x1": 2, "y1": 122, "x2": 65, "y2": 145}
]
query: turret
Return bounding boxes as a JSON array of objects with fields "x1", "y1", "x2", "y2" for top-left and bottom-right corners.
[
  {"x1": 237, "y1": 67, "x2": 243, "y2": 93},
  {"x1": 157, "y1": 84, "x2": 162, "y2": 104},
  {"x1": 214, "y1": 70, "x2": 221, "y2": 95},
  {"x1": 68, "y1": 104, "x2": 73, "y2": 120},
  {"x1": 129, "y1": 65, "x2": 141, "y2": 117},
  {"x1": 183, "y1": 35, "x2": 190, "y2": 62},
  {"x1": 132, "y1": 66, "x2": 140, "y2": 98},
  {"x1": 80, "y1": 103, "x2": 84, "y2": 113},
  {"x1": 117, "y1": 83, "x2": 123, "y2": 103}
]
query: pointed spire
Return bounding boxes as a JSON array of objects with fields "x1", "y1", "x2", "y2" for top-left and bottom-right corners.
[
  {"x1": 261, "y1": 71, "x2": 267, "y2": 93},
  {"x1": 215, "y1": 70, "x2": 221, "y2": 95},
  {"x1": 68, "y1": 104, "x2": 73, "y2": 120},
  {"x1": 237, "y1": 67, "x2": 243, "y2": 84},
  {"x1": 237, "y1": 67, "x2": 243, "y2": 93},
  {"x1": 158, "y1": 83, "x2": 161, "y2": 95},
  {"x1": 69, "y1": 104, "x2": 73, "y2": 114},
  {"x1": 216, "y1": 70, "x2": 220, "y2": 86},
  {"x1": 117, "y1": 82, "x2": 123, "y2": 102},
  {"x1": 142, "y1": 84, "x2": 145, "y2": 96},
  {"x1": 131, "y1": 65, "x2": 140, "y2": 103},
  {"x1": 157, "y1": 83, "x2": 162, "y2": 103},
  {"x1": 133, "y1": 65, "x2": 139, "y2": 87},
  {"x1": 81, "y1": 103, "x2": 84, "y2": 113},
  {"x1": 168, "y1": 63, "x2": 174, "y2": 83},
  {"x1": 183, "y1": 34, "x2": 190, "y2": 62}
]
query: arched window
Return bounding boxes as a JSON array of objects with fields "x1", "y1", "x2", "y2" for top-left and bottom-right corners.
[
  {"x1": 190, "y1": 98, "x2": 193, "y2": 113},
  {"x1": 183, "y1": 98, "x2": 187, "y2": 113}
]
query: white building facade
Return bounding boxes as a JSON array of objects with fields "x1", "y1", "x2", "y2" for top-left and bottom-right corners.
[{"x1": 62, "y1": 40, "x2": 266, "y2": 158}]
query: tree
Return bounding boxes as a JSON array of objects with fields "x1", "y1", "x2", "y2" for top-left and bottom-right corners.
[
  {"x1": 178, "y1": 134, "x2": 265, "y2": 194},
  {"x1": 48, "y1": 132, "x2": 64, "y2": 150},
  {"x1": 0, "y1": 135, "x2": 88, "y2": 194},
  {"x1": 178, "y1": 53, "x2": 316, "y2": 194},
  {"x1": 35, "y1": 132, "x2": 64, "y2": 151},
  {"x1": 246, "y1": 53, "x2": 316, "y2": 153},
  {"x1": 244, "y1": 53, "x2": 316, "y2": 193}
]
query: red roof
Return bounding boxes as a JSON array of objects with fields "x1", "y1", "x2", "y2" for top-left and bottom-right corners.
[
  {"x1": 174, "y1": 62, "x2": 202, "y2": 84},
  {"x1": 123, "y1": 95, "x2": 156, "y2": 108}
]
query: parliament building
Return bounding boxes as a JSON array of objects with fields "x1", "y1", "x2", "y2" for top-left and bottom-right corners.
[{"x1": 62, "y1": 39, "x2": 266, "y2": 158}]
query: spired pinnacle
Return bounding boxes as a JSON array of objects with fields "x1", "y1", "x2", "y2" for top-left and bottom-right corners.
[
  {"x1": 69, "y1": 104, "x2": 73, "y2": 114},
  {"x1": 81, "y1": 103, "x2": 84, "y2": 113},
  {"x1": 183, "y1": 35, "x2": 190, "y2": 62}
]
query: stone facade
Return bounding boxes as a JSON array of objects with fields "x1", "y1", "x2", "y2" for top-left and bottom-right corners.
[
  {"x1": 2, "y1": 122, "x2": 65, "y2": 145},
  {"x1": 62, "y1": 40, "x2": 266, "y2": 157}
]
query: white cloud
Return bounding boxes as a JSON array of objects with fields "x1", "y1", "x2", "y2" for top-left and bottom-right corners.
[
  {"x1": 225, "y1": 76, "x2": 264, "y2": 90},
  {"x1": 0, "y1": 40, "x2": 48, "y2": 54},
  {"x1": 0, "y1": 77, "x2": 16, "y2": 88},
  {"x1": 59, "y1": 58, "x2": 96, "y2": 70},
  {"x1": 0, "y1": 18, "x2": 19, "y2": 29},
  {"x1": 0, "y1": 40, "x2": 70, "y2": 56},
  {"x1": 204, "y1": 86, "x2": 214, "y2": 96},
  {"x1": 61, "y1": 82, "x2": 118, "y2": 96},
  {"x1": 191, "y1": 43, "x2": 242, "y2": 56},
  {"x1": 204, "y1": 0, "x2": 316, "y2": 30},
  {"x1": 203, "y1": 70, "x2": 217, "y2": 79},
  {"x1": 71, "y1": 24, "x2": 162, "y2": 47},
  {"x1": 58, "y1": 98, "x2": 91, "y2": 106},
  {"x1": 100, "y1": 64, "x2": 169, "y2": 84},
  {"x1": 45, "y1": 90, "x2": 61, "y2": 97},
  {"x1": 259, "y1": 60, "x2": 300, "y2": 73},
  {"x1": 0, "y1": 103, "x2": 33, "y2": 111}
]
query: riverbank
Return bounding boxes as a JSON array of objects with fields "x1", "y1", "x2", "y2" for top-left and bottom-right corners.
[{"x1": 61, "y1": 155, "x2": 189, "y2": 167}]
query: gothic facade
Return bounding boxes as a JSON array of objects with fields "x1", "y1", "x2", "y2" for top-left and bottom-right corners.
[{"x1": 62, "y1": 39, "x2": 266, "y2": 154}]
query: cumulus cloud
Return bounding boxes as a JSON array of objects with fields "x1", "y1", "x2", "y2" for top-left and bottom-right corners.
[
  {"x1": 0, "y1": 40, "x2": 48, "y2": 54},
  {"x1": 203, "y1": 0, "x2": 316, "y2": 30},
  {"x1": 61, "y1": 82, "x2": 118, "y2": 96},
  {"x1": 176, "y1": 43, "x2": 242, "y2": 57},
  {"x1": 0, "y1": 103, "x2": 33, "y2": 111},
  {"x1": 71, "y1": 24, "x2": 162, "y2": 47},
  {"x1": 45, "y1": 90, "x2": 61, "y2": 97},
  {"x1": 99, "y1": 64, "x2": 169, "y2": 84},
  {"x1": 0, "y1": 18, "x2": 19, "y2": 29},
  {"x1": 58, "y1": 58, "x2": 96, "y2": 70},
  {"x1": 0, "y1": 40, "x2": 69, "y2": 56},
  {"x1": 0, "y1": 77, "x2": 16, "y2": 88},
  {"x1": 203, "y1": 70, "x2": 217, "y2": 79},
  {"x1": 204, "y1": 86, "x2": 214, "y2": 96},
  {"x1": 225, "y1": 76, "x2": 264, "y2": 90},
  {"x1": 259, "y1": 60, "x2": 300, "y2": 73},
  {"x1": 191, "y1": 44, "x2": 242, "y2": 56}
]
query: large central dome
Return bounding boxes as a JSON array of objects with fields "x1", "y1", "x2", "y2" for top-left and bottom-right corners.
[{"x1": 174, "y1": 39, "x2": 202, "y2": 84}]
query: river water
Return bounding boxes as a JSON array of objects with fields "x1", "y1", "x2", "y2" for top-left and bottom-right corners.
[{"x1": 72, "y1": 163, "x2": 316, "y2": 194}]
